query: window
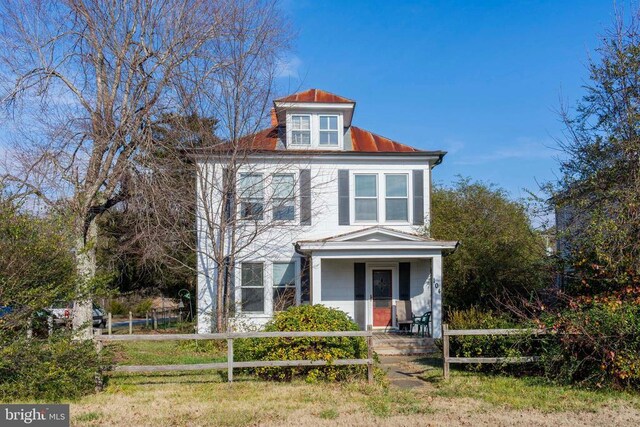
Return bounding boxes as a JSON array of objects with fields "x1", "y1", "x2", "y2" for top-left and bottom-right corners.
[
  {"x1": 239, "y1": 173, "x2": 264, "y2": 220},
  {"x1": 354, "y1": 174, "x2": 377, "y2": 221},
  {"x1": 319, "y1": 115, "x2": 338, "y2": 145},
  {"x1": 272, "y1": 174, "x2": 295, "y2": 221},
  {"x1": 291, "y1": 115, "x2": 311, "y2": 144},
  {"x1": 273, "y1": 262, "x2": 296, "y2": 311},
  {"x1": 241, "y1": 263, "x2": 264, "y2": 312},
  {"x1": 385, "y1": 174, "x2": 408, "y2": 221}
]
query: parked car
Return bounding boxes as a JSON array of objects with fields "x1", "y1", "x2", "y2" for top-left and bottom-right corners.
[{"x1": 49, "y1": 302, "x2": 106, "y2": 328}]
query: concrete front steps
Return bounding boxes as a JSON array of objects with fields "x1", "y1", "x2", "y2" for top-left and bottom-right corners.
[{"x1": 372, "y1": 333, "x2": 439, "y2": 355}]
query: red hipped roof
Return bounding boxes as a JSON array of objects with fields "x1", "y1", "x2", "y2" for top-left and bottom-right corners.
[{"x1": 238, "y1": 125, "x2": 421, "y2": 153}]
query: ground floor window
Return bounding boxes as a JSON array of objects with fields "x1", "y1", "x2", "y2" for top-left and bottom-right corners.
[
  {"x1": 273, "y1": 262, "x2": 296, "y2": 311},
  {"x1": 241, "y1": 262, "x2": 264, "y2": 312}
]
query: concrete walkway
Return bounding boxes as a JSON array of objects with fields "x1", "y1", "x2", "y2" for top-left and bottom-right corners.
[{"x1": 380, "y1": 355, "x2": 441, "y2": 389}]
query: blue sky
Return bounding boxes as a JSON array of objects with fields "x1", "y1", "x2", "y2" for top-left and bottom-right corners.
[{"x1": 276, "y1": 0, "x2": 616, "y2": 200}]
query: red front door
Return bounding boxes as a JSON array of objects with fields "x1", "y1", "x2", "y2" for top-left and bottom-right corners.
[{"x1": 372, "y1": 269, "x2": 392, "y2": 327}]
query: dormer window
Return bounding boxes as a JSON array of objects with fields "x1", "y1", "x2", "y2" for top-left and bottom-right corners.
[
  {"x1": 285, "y1": 112, "x2": 344, "y2": 149},
  {"x1": 319, "y1": 115, "x2": 339, "y2": 145},
  {"x1": 291, "y1": 115, "x2": 311, "y2": 145}
]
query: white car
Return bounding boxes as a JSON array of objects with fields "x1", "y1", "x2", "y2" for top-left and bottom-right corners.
[{"x1": 50, "y1": 302, "x2": 106, "y2": 328}]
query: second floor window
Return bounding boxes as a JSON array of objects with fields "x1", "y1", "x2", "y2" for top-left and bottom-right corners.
[
  {"x1": 272, "y1": 174, "x2": 295, "y2": 221},
  {"x1": 354, "y1": 174, "x2": 378, "y2": 221},
  {"x1": 385, "y1": 174, "x2": 408, "y2": 221},
  {"x1": 291, "y1": 115, "x2": 311, "y2": 144},
  {"x1": 239, "y1": 173, "x2": 264, "y2": 220},
  {"x1": 319, "y1": 115, "x2": 338, "y2": 145}
]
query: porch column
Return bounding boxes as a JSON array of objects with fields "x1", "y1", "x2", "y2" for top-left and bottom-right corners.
[
  {"x1": 431, "y1": 254, "x2": 443, "y2": 338},
  {"x1": 311, "y1": 255, "x2": 322, "y2": 305}
]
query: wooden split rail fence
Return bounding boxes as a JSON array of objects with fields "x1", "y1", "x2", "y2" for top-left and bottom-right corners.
[
  {"x1": 442, "y1": 324, "x2": 548, "y2": 379},
  {"x1": 95, "y1": 330, "x2": 374, "y2": 383}
]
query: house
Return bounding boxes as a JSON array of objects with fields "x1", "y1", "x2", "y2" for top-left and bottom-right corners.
[{"x1": 194, "y1": 89, "x2": 457, "y2": 338}]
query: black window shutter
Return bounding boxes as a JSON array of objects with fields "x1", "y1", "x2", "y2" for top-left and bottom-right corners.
[
  {"x1": 399, "y1": 262, "x2": 411, "y2": 301},
  {"x1": 354, "y1": 263, "x2": 366, "y2": 330},
  {"x1": 223, "y1": 168, "x2": 234, "y2": 223},
  {"x1": 300, "y1": 169, "x2": 311, "y2": 225},
  {"x1": 412, "y1": 170, "x2": 424, "y2": 225},
  {"x1": 338, "y1": 170, "x2": 350, "y2": 225}
]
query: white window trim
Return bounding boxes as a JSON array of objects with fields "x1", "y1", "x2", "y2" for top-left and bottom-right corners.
[
  {"x1": 349, "y1": 171, "x2": 413, "y2": 225},
  {"x1": 271, "y1": 260, "x2": 301, "y2": 312},
  {"x1": 353, "y1": 173, "x2": 379, "y2": 223},
  {"x1": 271, "y1": 173, "x2": 297, "y2": 223},
  {"x1": 290, "y1": 114, "x2": 311, "y2": 145},
  {"x1": 318, "y1": 114, "x2": 339, "y2": 146},
  {"x1": 286, "y1": 111, "x2": 343, "y2": 150},
  {"x1": 384, "y1": 173, "x2": 410, "y2": 223},
  {"x1": 239, "y1": 262, "x2": 265, "y2": 314},
  {"x1": 238, "y1": 172, "x2": 265, "y2": 222}
]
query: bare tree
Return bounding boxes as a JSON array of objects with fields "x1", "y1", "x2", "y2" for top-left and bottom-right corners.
[{"x1": 0, "y1": 0, "x2": 289, "y2": 336}]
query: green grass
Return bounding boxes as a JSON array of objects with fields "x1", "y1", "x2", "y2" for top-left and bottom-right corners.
[
  {"x1": 109, "y1": 340, "x2": 226, "y2": 366},
  {"x1": 416, "y1": 360, "x2": 640, "y2": 413},
  {"x1": 318, "y1": 408, "x2": 339, "y2": 419}
]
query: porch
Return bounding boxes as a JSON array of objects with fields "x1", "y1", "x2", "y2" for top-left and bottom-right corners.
[{"x1": 296, "y1": 226, "x2": 458, "y2": 339}]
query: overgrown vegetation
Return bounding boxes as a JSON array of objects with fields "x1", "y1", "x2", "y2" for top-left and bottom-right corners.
[
  {"x1": 536, "y1": 296, "x2": 640, "y2": 389},
  {"x1": 236, "y1": 305, "x2": 373, "y2": 382},
  {"x1": 0, "y1": 196, "x2": 109, "y2": 400},
  {"x1": 429, "y1": 178, "x2": 549, "y2": 310},
  {"x1": 0, "y1": 334, "x2": 109, "y2": 401}
]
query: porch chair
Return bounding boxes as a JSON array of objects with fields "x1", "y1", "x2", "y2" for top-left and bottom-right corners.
[
  {"x1": 395, "y1": 300, "x2": 413, "y2": 333},
  {"x1": 413, "y1": 311, "x2": 432, "y2": 337}
]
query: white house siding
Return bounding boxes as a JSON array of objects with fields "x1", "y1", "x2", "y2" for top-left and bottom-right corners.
[
  {"x1": 196, "y1": 154, "x2": 437, "y2": 333},
  {"x1": 320, "y1": 259, "x2": 355, "y2": 319},
  {"x1": 410, "y1": 259, "x2": 432, "y2": 316}
]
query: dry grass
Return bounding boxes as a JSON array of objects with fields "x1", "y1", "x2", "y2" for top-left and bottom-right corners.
[
  {"x1": 67, "y1": 367, "x2": 640, "y2": 427},
  {"x1": 60, "y1": 344, "x2": 640, "y2": 426}
]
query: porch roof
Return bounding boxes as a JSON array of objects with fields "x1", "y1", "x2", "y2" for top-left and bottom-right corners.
[{"x1": 295, "y1": 226, "x2": 458, "y2": 253}]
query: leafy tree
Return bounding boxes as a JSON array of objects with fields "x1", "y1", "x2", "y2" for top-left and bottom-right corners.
[
  {"x1": 429, "y1": 178, "x2": 549, "y2": 309},
  {"x1": 550, "y1": 9, "x2": 640, "y2": 294},
  {"x1": 0, "y1": 194, "x2": 76, "y2": 333}
]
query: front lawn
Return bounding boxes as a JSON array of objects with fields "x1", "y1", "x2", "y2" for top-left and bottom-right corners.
[{"x1": 60, "y1": 344, "x2": 640, "y2": 426}]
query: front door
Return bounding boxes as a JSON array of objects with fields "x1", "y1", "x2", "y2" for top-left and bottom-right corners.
[{"x1": 372, "y1": 269, "x2": 392, "y2": 327}]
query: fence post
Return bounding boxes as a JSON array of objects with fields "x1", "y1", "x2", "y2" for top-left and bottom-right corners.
[
  {"x1": 94, "y1": 327, "x2": 103, "y2": 352},
  {"x1": 443, "y1": 323, "x2": 450, "y2": 380},
  {"x1": 227, "y1": 337, "x2": 234, "y2": 383},
  {"x1": 108, "y1": 312, "x2": 112, "y2": 336},
  {"x1": 47, "y1": 315, "x2": 53, "y2": 337},
  {"x1": 145, "y1": 312, "x2": 149, "y2": 329},
  {"x1": 129, "y1": 311, "x2": 133, "y2": 335},
  {"x1": 367, "y1": 331, "x2": 374, "y2": 384},
  {"x1": 152, "y1": 309, "x2": 158, "y2": 330}
]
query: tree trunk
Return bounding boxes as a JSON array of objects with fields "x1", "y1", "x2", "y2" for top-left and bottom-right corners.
[{"x1": 72, "y1": 218, "x2": 97, "y2": 339}]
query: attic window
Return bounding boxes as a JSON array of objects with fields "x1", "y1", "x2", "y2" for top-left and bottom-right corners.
[
  {"x1": 291, "y1": 115, "x2": 311, "y2": 144},
  {"x1": 319, "y1": 115, "x2": 338, "y2": 145}
]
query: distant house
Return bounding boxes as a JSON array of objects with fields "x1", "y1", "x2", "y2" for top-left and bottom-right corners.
[{"x1": 194, "y1": 89, "x2": 457, "y2": 338}]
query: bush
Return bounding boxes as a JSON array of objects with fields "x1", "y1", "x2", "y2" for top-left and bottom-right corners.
[
  {"x1": 133, "y1": 299, "x2": 153, "y2": 317},
  {"x1": 0, "y1": 334, "x2": 111, "y2": 401},
  {"x1": 235, "y1": 305, "x2": 370, "y2": 382},
  {"x1": 108, "y1": 300, "x2": 127, "y2": 316},
  {"x1": 538, "y1": 298, "x2": 640, "y2": 389},
  {"x1": 440, "y1": 308, "x2": 536, "y2": 372}
]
